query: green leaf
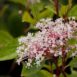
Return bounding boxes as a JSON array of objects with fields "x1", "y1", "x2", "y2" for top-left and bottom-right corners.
[
  {"x1": 30, "y1": 2, "x2": 44, "y2": 19},
  {"x1": 68, "y1": 38, "x2": 77, "y2": 45},
  {"x1": 69, "y1": 57, "x2": 77, "y2": 68},
  {"x1": 68, "y1": 5, "x2": 77, "y2": 18},
  {"x1": 40, "y1": 70, "x2": 53, "y2": 77},
  {"x1": 22, "y1": 11, "x2": 35, "y2": 24},
  {"x1": 37, "y1": 8, "x2": 54, "y2": 20},
  {"x1": 60, "y1": 73, "x2": 64, "y2": 77},
  {"x1": 45, "y1": 5, "x2": 55, "y2": 14},
  {"x1": 0, "y1": 30, "x2": 18, "y2": 61},
  {"x1": 21, "y1": 63, "x2": 42, "y2": 77},
  {"x1": 59, "y1": 0, "x2": 73, "y2": 17},
  {"x1": 30, "y1": 2, "x2": 54, "y2": 21},
  {"x1": 60, "y1": 69, "x2": 77, "y2": 77},
  {"x1": 67, "y1": 70, "x2": 77, "y2": 77},
  {"x1": 21, "y1": 64, "x2": 53, "y2": 77},
  {"x1": 59, "y1": 5, "x2": 68, "y2": 17}
]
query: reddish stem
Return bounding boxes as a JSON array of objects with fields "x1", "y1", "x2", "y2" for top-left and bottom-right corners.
[
  {"x1": 54, "y1": 0, "x2": 59, "y2": 15},
  {"x1": 53, "y1": 57, "x2": 60, "y2": 77},
  {"x1": 53, "y1": 46, "x2": 67, "y2": 77},
  {"x1": 62, "y1": 46, "x2": 67, "y2": 77}
]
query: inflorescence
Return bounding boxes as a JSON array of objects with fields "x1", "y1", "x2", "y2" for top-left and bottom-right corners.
[{"x1": 16, "y1": 17, "x2": 77, "y2": 68}]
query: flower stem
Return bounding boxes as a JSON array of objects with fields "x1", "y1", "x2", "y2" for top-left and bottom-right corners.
[
  {"x1": 53, "y1": 57, "x2": 60, "y2": 77},
  {"x1": 54, "y1": 0, "x2": 59, "y2": 16},
  {"x1": 62, "y1": 46, "x2": 67, "y2": 77}
]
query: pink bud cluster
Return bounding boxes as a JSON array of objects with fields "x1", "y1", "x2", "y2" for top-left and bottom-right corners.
[{"x1": 16, "y1": 17, "x2": 77, "y2": 67}]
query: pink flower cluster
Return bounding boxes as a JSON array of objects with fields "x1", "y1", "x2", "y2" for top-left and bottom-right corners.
[{"x1": 16, "y1": 17, "x2": 77, "y2": 67}]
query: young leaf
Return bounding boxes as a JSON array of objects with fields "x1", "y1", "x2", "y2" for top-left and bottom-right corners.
[
  {"x1": 30, "y1": 2, "x2": 44, "y2": 19},
  {"x1": 68, "y1": 5, "x2": 77, "y2": 18},
  {"x1": 59, "y1": 5, "x2": 68, "y2": 17},
  {"x1": 37, "y1": 8, "x2": 54, "y2": 20},
  {"x1": 22, "y1": 11, "x2": 35, "y2": 24}
]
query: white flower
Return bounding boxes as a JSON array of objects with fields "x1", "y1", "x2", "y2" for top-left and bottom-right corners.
[{"x1": 27, "y1": 63, "x2": 31, "y2": 67}]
